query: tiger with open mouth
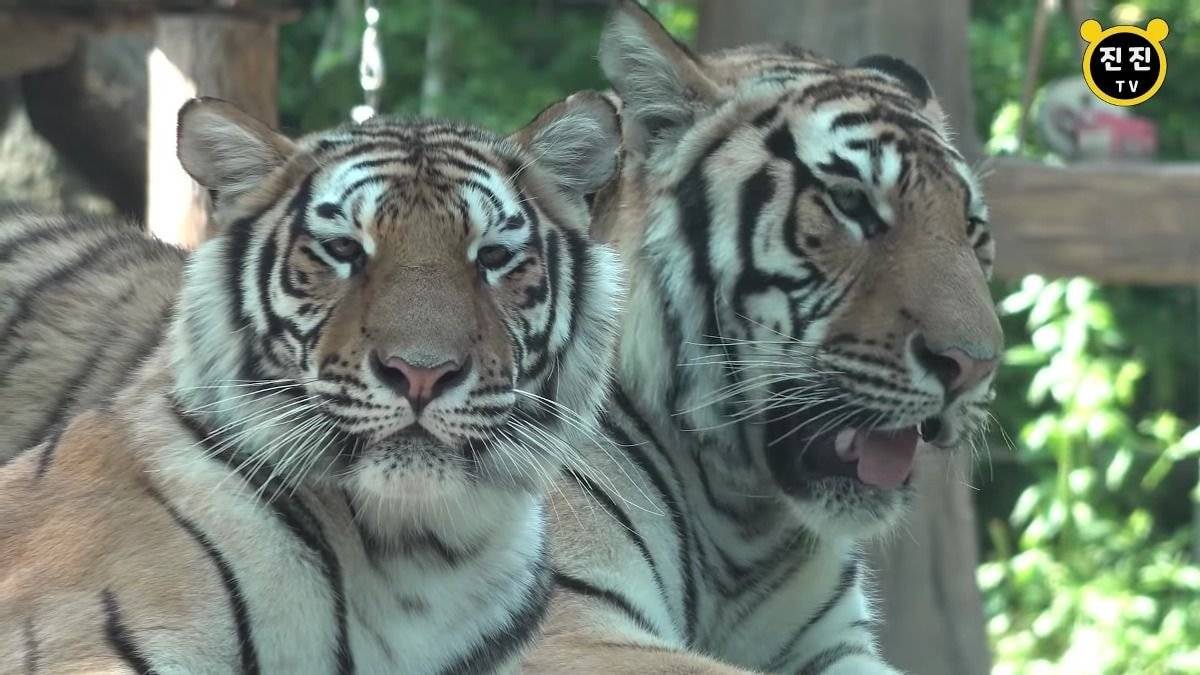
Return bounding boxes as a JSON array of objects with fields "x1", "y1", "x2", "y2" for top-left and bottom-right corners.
[{"x1": 526, "y1": 3, "x2": 1004, "y2": 673}]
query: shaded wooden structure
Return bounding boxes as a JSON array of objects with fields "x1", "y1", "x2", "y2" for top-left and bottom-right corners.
[{"x1": 0, "y1": 0, "x2": 300, "y2": 247}]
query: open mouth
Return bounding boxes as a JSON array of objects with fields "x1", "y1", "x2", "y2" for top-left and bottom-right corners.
[{"x1": 767, "y1": 414, "x2": 944, "y2": 490}]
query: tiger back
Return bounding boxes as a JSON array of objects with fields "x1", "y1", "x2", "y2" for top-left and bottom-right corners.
[
  {"x1": 1, "y1": 92, "x2": 624, "y2": 673},
  {"x1": 0, "y1": 213, "x2": 184, "y2": 454}
]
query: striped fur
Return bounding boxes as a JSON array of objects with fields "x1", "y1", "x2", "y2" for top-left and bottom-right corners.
[
  {"x1": 0, "y1": 213, "x2": 184, "y2": 453},
  {"x1": 0, "y1": 93, "x2": 625, "y2": 673},
  {"x1": 527, "y1": 3, "x2": 1002, "y2": 674}
]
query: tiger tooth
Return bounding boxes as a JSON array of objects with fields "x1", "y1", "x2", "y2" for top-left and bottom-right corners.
[{"x1": 835, "y1": 428, "x2": 858, "y2": 461}]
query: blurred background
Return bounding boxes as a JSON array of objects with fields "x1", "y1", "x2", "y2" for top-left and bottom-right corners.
[{"x1": 1, "y1": 1, "x2": 1197, "y2": 673}]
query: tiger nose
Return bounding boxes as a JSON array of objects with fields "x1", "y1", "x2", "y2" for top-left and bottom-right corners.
[
  {"x1": 911, "y1": 335, "x2": 998, "y2": 396},
  {"x1": 372, "y1": 351, "x2": 468, "y2": 413}
]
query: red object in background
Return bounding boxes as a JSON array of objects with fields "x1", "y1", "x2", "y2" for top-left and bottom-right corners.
[{"x1": 1075, "y1": 109, "x2": 1158, "y2": 160}]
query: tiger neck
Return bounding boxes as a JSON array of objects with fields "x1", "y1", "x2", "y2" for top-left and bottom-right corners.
[{"x1": 611, "y1": 198, "x2": 785, "y2": 520}]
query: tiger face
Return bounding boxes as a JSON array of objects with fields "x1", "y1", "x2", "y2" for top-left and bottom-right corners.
[
  {"x1": 600, "y1": 2, "x2": 1002, "y2": 536},
  {"x1": 172, "y1": 96, "x2": 622, "y2": 532}
]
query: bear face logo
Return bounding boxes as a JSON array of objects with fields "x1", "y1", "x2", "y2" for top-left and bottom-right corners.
[{"x1": 1080, "y1": 18, "x2": 1169, "y2": 107}]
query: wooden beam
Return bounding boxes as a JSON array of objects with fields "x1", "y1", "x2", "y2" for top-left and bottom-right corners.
[
  {"x1": 146, "y1": 12, "x2": 280, "y2": 248},
  {"x1": 0, "y1": 14, "x2": 91, "y2": 78},
  {"x1": 0, "y1": 1, "x2": 299, "y2": 16},
  {"x1": 986, "y1": 158, "x2": 1200, "y2": 285}
]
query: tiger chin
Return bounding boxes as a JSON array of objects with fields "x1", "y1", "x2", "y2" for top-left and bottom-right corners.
[{"x1": 0, "y1": 92, "x2": 624, "y2": 672}]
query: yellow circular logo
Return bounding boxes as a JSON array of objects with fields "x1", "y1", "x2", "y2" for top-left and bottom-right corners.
[{"x1": 1080, "y1": 18, "x2": 1168, "y2": 106}]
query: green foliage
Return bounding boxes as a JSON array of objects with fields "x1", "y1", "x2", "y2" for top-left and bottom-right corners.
[
  {"x1": 971, "y1": 2, "x2": 1200, "y2": 671},
  {"x1": 980, "y1": 278, "x2": 1200, "y2": 674},
  {"x1": 280, "y1": 0, "x2": 610, "y2": 134},
  {"x1": 278, "y1": 1, "x2": 695, "y2": 136},
  {"x1": 972, "y1": 0, "x2": 1200, "y2": 159}
]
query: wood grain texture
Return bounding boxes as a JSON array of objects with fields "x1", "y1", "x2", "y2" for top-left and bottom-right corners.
[
  {"x1": 0, "y1": 1, "x2": 298, "y2": 15},
  {"x1": 987, "y1": 158, "x2": 1200, "y2": 284}
]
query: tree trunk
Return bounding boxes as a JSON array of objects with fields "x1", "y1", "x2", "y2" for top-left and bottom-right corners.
[
  {"x1": 419, "y1": 0, "x2": 451, "y2": 116},
  {"x1": 696, "y1": 0, "x2": 980, "y2": 159},
  {"x1": 146, "y1": 12, "x2": 279, "y2": 248},
  {"x1": 697, "y1": 3, "x2": 991, "y2": 674}
]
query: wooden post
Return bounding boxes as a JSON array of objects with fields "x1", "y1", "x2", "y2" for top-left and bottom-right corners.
[
  {"x1": 697, "y1": 0, "x2": 981, "y2": 158},
  {"x1": 146, "y1": 11, "x2": 279, "y2": 248}
]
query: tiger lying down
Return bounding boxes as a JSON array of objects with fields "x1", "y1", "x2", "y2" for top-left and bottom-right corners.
[{"x1": 0, "y1": 93, "x2": 624, "y2": 672}]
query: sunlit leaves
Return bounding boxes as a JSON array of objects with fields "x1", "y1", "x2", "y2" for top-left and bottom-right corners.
[{"x1": 986, "y1": 273, "x2": 1200, "y2": 674}]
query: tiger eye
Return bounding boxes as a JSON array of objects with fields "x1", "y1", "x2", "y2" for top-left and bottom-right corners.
[
  {"x1": 324, "y1": 237, "x2": 364, "y2": 263},
  {"x1": 476, "y1": 245, "x2": 514, "y2": 270},
  {"x1": 828, "y1": 185, "x2": 870, "y2": 216}
]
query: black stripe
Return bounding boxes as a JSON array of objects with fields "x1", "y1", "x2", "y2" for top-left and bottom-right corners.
[
  {"x1": 816, "y1": 154, "x2": 861, "y2": 181},
  {"x1": 766, "y1": 559, "x2": 860, "y2": 671},
  {"x1": 552, "y1": 571, "x2": 661, "y2": 638},
  {"x1": 147, "y1": 487, "x2": 261, "y2": 674},
  {"x1": 798, "y1": 643, "x2": 870, "y2": 675},
  {"x1": 22, "y1": 617, "x2": 39, "y2": 675},
  {"x1": 27, "y1": 303, "x2": 138, "y2": 448},
  {"x1": 607, "y1": 393, "x2": 698, "y2": 646},
  {"x1": 721, "y1": 530, "x2": 819, "y2": 632},
  {"x1": 110, "y1": 304, "x2": 175, "y2": 396},
  {"x1": 0, "y1": 233, "x2": 132, "y2": 350},
  {"x1": 730, "y1": 164, "x2": 777, "y2": 323},
  {"x1": 560, "y1": 227, "x2": 588, "y2": 343},
  {"x1": 664, "y1": 137, "x2": 727, "y2": 418},
  {"x1": 170, "y1": 403, "x2": 354, "y2": 675},
  {"x1": 563, "y1": 467, "x2": 670, "y2": 612},
  {"x1": 439, "y1": 541, "x2": 554, "y2": 675},
  {"x1": 32, "y1": 427, "x2": 65, "y2": 480},
  {"x1": 352, "y1": 513, "x2": 472, "y2": 568},
  {"x1": 225, "y1": 214, "x2": 259, "y2": 335},
  {"x1": 101, "y1": 589, "x2": 159, "y2": 675},
  {"x1": 0, "y1": 218, "x2": 86, "y2": 265},
  {"x1": 674, "y1": 141, "x2": 720, "y2": 337}
]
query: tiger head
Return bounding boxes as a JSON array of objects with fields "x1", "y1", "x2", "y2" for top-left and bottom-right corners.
[
  {"x1": 171, "y1": 95, "x2": 623, "y2": 535},
  {"x1": 598, "y1": 2, "x2": 1003, "y2": 537}
]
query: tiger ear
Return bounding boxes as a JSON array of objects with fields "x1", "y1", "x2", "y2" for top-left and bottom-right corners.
[
  {"x1": 854, "y1": 55, "x2": 950, "y2": 136},
  {"x1": 176, "y1": 97, "x2": 295, "y2": 202},
  {"x1": 509, "y1": 90, "x2": 620, "y2": 198},
  {"x1": 598, "y1": 0, "x2": 720, "y2": 155}
]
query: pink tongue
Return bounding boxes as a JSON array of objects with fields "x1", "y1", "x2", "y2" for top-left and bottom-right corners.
[{"x1": 854, "y1": 428, "x2": 919, "y2": 489}]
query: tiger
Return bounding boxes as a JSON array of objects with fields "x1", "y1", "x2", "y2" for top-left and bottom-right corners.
[
  {"x1": 0, "y1": 213, "x2": 185, "y2": 453},
  {"x1": 523, "y1": 2, "x2": 1004, "y2": 674},
  {"x1": 0, "y1": 91, "x2": 626, "y2": 673}
]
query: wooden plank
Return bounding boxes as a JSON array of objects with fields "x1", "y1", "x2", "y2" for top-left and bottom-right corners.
[
  {"x1": 146, "y1": 12, "x2": 279, "y2": 248},
  {"x1": 0, "y1": 14, "x2": 86, "y2": 78},
  {"x1": 987, "y1": 158, "x2": 1200, "y2": 284},
  {"x1": 0, "y1": 1, "x2": 298, "y2": 16}
]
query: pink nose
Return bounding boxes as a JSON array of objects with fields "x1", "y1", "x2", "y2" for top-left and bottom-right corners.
[
  {"x1": 373, "y1": 353, "x2": 466, "y2": 412},
  {"x1": 935, "y1": 348, "x2": 998, "y2": 393},
  {"x1": 912, "y1": 336, "x2": 998, "y2": 395}
]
